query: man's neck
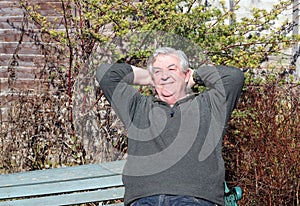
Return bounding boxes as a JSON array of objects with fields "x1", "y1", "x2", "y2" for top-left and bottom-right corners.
[{"x1": 159, "y1": 93, "x2": 189, "y2": 107}]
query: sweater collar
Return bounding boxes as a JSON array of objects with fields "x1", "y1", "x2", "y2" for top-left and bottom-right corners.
[{"x1": 153, "y1": 93, "x2": 197, "y2": 107}]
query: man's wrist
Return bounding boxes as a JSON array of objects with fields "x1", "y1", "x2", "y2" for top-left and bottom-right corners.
[{"x1": 132, "y1": 65, "x2": 153, "y2": 86}]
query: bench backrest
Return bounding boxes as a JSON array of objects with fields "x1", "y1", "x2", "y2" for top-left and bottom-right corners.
[{"x1": 0, "y1": 160, "x2": 126, "y2": 206}]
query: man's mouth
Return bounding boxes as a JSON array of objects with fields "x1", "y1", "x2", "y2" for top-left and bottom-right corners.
[
  {"x1": 156, "y1": 85, "x2": 174, "y2": 97},
  {"x1": 156, "y1": 83, "x2": 174, "y2": 92},
  {"x1": 160, "y1": 81, "x2": 174, "y2": 85}
]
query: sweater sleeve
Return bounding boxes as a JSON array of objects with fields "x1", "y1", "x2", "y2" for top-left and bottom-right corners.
[
  {"x1": 196, "y1": 65, "x2": 244, "y2": 161},
  {"x1": 196, "y1": 65, "x2": 244, "y2": 125},
  {"x1": 96, "y1": 63, "x2": 140, "y2": 127}
]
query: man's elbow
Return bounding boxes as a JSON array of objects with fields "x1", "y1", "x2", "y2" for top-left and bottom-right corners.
[{"x1": 96, "y1": 63, "x2": 112, "y2": 87}]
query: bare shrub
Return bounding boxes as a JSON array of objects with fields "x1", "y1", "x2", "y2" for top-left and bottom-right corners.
[{"x1": 224, "y1": 77, "x2": 300, "y2": 205}]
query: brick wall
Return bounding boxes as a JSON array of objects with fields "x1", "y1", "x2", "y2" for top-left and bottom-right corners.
[
  {"x1": 0, "y1": 0, "x2": 64, "y2": 119},
  {"x1": 0, "y1": 0, "x2": 63, "y2": 94}
]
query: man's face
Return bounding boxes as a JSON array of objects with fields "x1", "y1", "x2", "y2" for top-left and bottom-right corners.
[{"x1": 151, "y1": 54, "x2": 191, "y2": 106}]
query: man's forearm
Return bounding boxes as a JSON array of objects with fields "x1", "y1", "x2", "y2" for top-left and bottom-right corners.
[{"x1": 132, "y1": 66, "x2": 153, "y2": 86}]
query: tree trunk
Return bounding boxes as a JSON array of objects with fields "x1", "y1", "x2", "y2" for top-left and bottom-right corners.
[
  {"x1": 229, "y1": 0, "x2": 235, "y2": 25},
  {"x1": 293, "y1": 0, "x2": 300, "y2": 77}
]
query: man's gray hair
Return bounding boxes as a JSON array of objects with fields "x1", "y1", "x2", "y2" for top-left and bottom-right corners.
[{"x1": 147, "y1": 47, "x2": 190, "y2": 73}]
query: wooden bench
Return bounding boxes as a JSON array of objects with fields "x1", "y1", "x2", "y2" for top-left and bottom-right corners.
[{"x1": 0, "y1": 159, "x2": 242, "y2": 206}]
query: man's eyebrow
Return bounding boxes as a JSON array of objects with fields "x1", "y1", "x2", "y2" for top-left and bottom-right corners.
[
  {"x1": 167, "y1": 64, "x2": 176, "y2": 68},
  {"x1": 152, "y1": 64, "x2": 176, "y2": 70}
]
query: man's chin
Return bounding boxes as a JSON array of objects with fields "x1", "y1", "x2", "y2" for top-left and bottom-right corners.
[
  {"x1": 160, "y1": 91, "x2": 174, "y2": 98},
  {"x1": 159, "y1": 93, "x2": 177, "y2": 103}
]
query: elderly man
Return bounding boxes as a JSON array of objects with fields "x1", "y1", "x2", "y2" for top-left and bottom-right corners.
[{"x1": 96, "y1": 47, "x2": 244, "y2": 206}]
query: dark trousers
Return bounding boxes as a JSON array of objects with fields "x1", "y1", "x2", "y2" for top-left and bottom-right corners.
[{"x1": 130, "y1": 194, "x2": 218, "y2": 206}]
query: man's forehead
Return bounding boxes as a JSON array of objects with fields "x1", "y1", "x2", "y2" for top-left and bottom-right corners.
[
  {"x1": 153, "y1": 63, "x2": 177, "y2": 70},
  {"x1": 153, "y1": 55, "x2": 180, "y2": 67}
]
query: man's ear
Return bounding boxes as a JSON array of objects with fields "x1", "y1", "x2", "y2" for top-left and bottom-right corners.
[{"x1": 185, "y1": 68, "x2": 192, "y2": 83}]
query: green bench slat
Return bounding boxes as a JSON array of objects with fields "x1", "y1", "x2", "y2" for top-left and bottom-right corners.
[
  {"x1": 0, "y1": 187, "x2": 125, "y2": 206},
  {"x1": 0, "y1": 160, "x2": 125, "y2": 188},
  {"x1": 105, "y1": 203, "x2": 124, "y2": 206},
  {"x1": 0, "y1": 175, "x2": 123, "y2": 199}
]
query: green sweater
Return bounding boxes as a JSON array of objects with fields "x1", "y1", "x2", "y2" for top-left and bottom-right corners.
[{"x1": 96, "y1": 63, "x2": 244, "y2": 206}]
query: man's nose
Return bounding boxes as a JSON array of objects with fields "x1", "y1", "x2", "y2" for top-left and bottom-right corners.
[{"x1": 161, "y1": 69, "x2": 170, "y2": 79}]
